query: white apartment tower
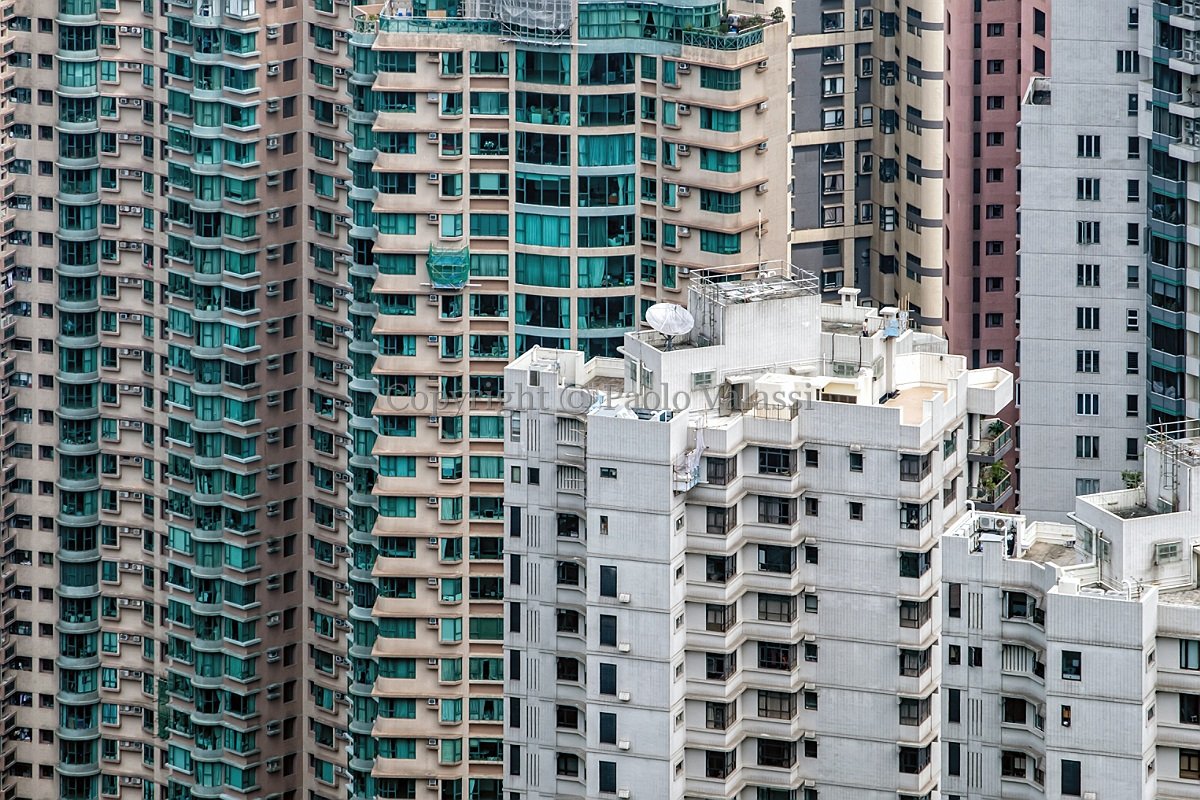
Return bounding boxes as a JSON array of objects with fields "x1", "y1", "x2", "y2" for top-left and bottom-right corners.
[
  {"x1": 941, "y1": 420, "x2": 1200, "y2": 798},
  {"x1": 1018, "y1": 0, "x2": 1148, "y2": 521},
  {"x1": 503, "y1": 268, "x2": 1013, "y2": 799}
]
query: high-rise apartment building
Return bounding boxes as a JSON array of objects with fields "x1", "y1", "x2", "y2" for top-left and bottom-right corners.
[
  {"x1": 1139, "y1": 0, "x2": 1199, "y2": 428},
  {"x1": 941, "y1": 420, "x2": 1200, "y2": 799},
  {"x1": 941, "y1": 0, "x2": 1047, "y2": 515},
  {"x1": 788, "y1": 0, "x2": 945, "y2": 330},
  {"x1": 2, "y1": 0, "x2": 792, "y2": 798},
  {"x1": 503, "y1": 269, "x2": 1014, "y2": 798},
  {"x1": 943, "y1": 0, "x2": 1048, "y2": 372},
  {"x1": 1017, "y1": 0, "x2": 1148, "y2": 520}
]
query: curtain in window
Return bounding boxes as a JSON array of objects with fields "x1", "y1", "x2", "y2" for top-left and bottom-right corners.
[{"x1": 515, "y1": 213, "x2": 570, "y2": 247}]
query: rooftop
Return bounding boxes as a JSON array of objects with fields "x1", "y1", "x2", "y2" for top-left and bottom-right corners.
[{"x1": 690, "y1": 264, "x2": 819, "y2": 307}]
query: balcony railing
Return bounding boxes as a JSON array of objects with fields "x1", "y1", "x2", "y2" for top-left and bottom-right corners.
[
  {"x1": 968, "y1": 468, "x2": 1013, "y2": 510},
  {"x1": 968, "y1": 419, "x2": 1013, "y2": 461}
]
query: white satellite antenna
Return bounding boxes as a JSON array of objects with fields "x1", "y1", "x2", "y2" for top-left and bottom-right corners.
[{"x1": 645, "y1": 303, "x2": 694, "y2": 351}]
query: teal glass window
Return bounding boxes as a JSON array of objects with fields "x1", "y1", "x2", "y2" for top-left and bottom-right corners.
[
  {"x1": 700, "y1": 66, "x2": 741, "y2": 91},
  {"x1": 700, "y1": 107, "x2": 741, "y2": 132},
  {"x1": 515, "y1": 50, "x2": 568, "y2": 84},
  {"x1": 514, "y1": 254, "x2": 570, "y2": 287},
  {"x1": 700, "y1": 148, "x2": 741, "y2": 173},
  {"x1": 514, "y1": 213, "x2": 570, "y2": 247}
]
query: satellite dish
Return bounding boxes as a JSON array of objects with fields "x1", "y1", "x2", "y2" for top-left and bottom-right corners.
[{"x1": 645, "y1": 303, "x2": 694, "y2": 351}]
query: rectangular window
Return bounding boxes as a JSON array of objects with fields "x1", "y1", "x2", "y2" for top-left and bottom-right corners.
[
  {"x1": 1076, "y1": 263, "x2": 1099, "y2": 287},
  {"x1": 1075, "y1": 307, "x2": 1099, "y2": 330},
  {"x1": 1116, "y1": 50, "x2": 1140, "y2": 73},
  {"x1": 1076, "y1": 221, "x2": 1100, "y2": 244},
  {"x1": 1075, "y1": 436, "x2": 1100, "y2": 459},
  {"x1": 1062, "y1": 759, "x2": 1082, "y2": 794},
  {"x1": 1062, "y1": 650, "x2": 1082, "y2": 680},
  {"x1": 1076, "y1": 177, "x2": 1100, "y2": 200},
  {"x1": 1075, "y1": 393, "x2": 1099, "y2": 416},
  {"x1": 1077, "y1": 135, "x2": 1100, "y2": 158}
]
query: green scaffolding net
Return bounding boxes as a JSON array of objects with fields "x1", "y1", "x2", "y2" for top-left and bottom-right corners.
[{"x1": 426, "y1": 245, "x2": 470, "y2": 289}]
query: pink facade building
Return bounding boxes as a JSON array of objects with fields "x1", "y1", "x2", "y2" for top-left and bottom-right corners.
[{"x1": 943, "y1": 0, "x2": 1050, "y2": 508}]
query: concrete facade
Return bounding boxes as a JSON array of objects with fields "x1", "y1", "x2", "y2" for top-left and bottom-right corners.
[
  {"x1": 1018, "y1": 0, "x2": 1148, "y2": 521},
  {"x1": 504, "y1": 270, "x2": 1013, "y2": 798}
]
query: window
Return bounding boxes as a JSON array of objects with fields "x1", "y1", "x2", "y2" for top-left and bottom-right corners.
[
  {"x1": 898, "y1": 745, "x2": 931, "y2": 774},
  {"x1": 1182, "y1": 640, "x2": 1200, "y2": 670},
  {"x1": 1076, "y1": 478, "x2": 1099, "y2": 495},
  {"x1": 1077, "y1": 178, "x2": 1100, "y2": 200},
  {"x1": 1077, "y1": 135, "x2": 1100, "y2": 158},
  {"x1": 598, "y1": 663, "x2": 616, "y2": 694},
  {"x1": 1062, "y1": 650, "x2": 1082, "y2": 680},
  {"x1": 1129, "y1": 6, "x2": 1139, "y2": 26},
  {"x1": 986, "y1": 276, "x2": 1004, "y2": 291},
  {"x1": 1126, "y1": 309, "x2": 1139, "y2": 331},
  {"x1": 1075, "y1": 394, "x2": 1099, "y2": 416},
  {"x1": 599, "y1": 565, "x2": 617, "y2": 597},
  {"x1": 1127, "y1": 264, "x2": 1140, "y2": 288},
  {"x1": 849, "y1": 452, "x2": 863, "y2": 472},
  {"x1": 1075, "y1": 436, "x2": 1099, "y2": 459},
  {"x1": 1062, "y1": 759, "x2": 1082, "y2": 794},
  {"x1": 758, "y1": 447, "x2": 795, "y2": 475},
  {"x1": 1075, "y1": 307, "x2": 1099, "y2": 330},
  {"x1": 987, "y1": 22, "x2": 1004, "y2": 35},
  {"x1": 1076, "y1": 263, "x2": 1099, "y2": 287},
  {"x1": 1127, "y1": 351, "x2": 1140, "y2": 374},
  {"x1": 1076, "y1": 221, "x2": 1100, "y2": 244},
  {"x1": 947, "y1": 583, "x2": 961, "y2": 617},
  {"x1": 1116, "y1": 50, "x2": 1140, "y2": 72},
  {"x1": 1126, "y1": 222, "x2": 1140, "y2": 245},
  {"x1": 1156, "y1": 541, "x2": 1182, "y2": 565}
]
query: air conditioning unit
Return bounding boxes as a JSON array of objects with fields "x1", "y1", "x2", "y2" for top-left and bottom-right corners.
[
  {"x1": 617, "y1": 791, "x2": 631, "y2": 800},
  {"x1": 265, "y1": 24, "x2": 279, "y2": 38},
  {"x1": 266, "y1": 99, "x2": 280, "y2": 112},
  {"x1": 266, "y1": 721, "x2": 281, "y2": 736},
  {"x1": 428, "y1": 214, "x2": 440, "y2": 223},
  {"x1": 427, "y1": 173, "x2": 440, "y2": 183},
  {"x1": 426, "y1": 698, "x2": 439, "y2": 706},
  {"x1": 618, "y1": 593, "x2": 632, "y2": 603},
  {"x1": 757, "y1": 60, "x2": 769, "y2": 71},
  {"x1": 427, "y1": 92, "x2": 440, "y2": 103},
  {"x1": 266, "y1": 759, "x2": 282, "y2": 773},
  {"x1": 757, "y1": 142, "x2": 768, "y2": 152},
  {"x1": 266, "y1": 63, "x2": 280, "y2": 76},
  {"x1": 427, "y1": 617, "x2": 439, "y2": 626},
  {"x1": 265, "y1": 136, "x2": 279, "y2": 150},
  {"x1": 426, "y1": 738, "x2": 439, "y2": 749},
  {"x1": 757, "y1": 101, "x2": 769, "y2": 112},
  {"x1": 678, "y1": 63, "x2": 690, "y2": 73},
  {"x1": 678, "y1": 227, "x2": 691, "y2": 238},
  {"x1": 678, "y1": 104, "x2": 690, "y2": 115},
  {"x1": 677, "y1": 144, "x2": 690, "y2": 155},
  {"x1": 677, "y1": 186, "x2": 690, "y2": 197},
  {"x1": 266, "y1": 613, "x2": 281, "y2": 627},
  {"x1": 756, "y1": 183, "x2": 769, "y2": 194},
  {"x1": 427, "y1": 658, "x2": 439, "y2": 666},
  {"x1": 427, "y1": 132, "x2": 440, "y2": 141},
  {"x1": 618, "y1": 692, "x2": 631, "y2": 702}
]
